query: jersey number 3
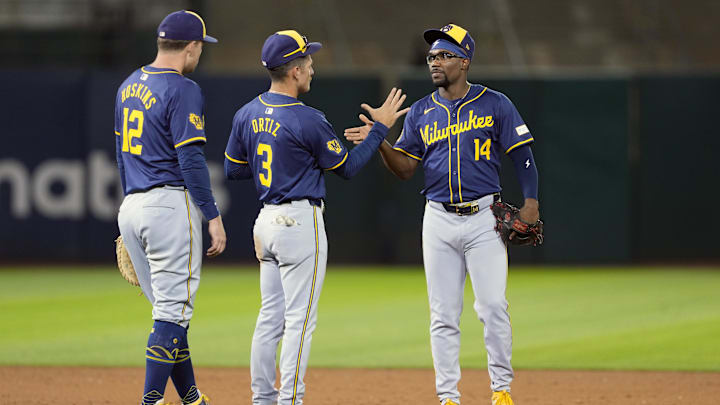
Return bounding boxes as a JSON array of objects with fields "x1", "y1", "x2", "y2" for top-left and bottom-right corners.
[
  {"x1": 122, "y1": 108, "x2": 144, "y2": 155},
  {"x1": 257, "y1": 143, "x2": 273, "y2": 187},
  {"x1": 474, "y1": 138, "x2": 491, "y2": 161}
]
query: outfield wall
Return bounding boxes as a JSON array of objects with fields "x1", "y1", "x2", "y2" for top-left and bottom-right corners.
[{"x1": 1, "y1": 71, "x2": 718, "y2": 264}]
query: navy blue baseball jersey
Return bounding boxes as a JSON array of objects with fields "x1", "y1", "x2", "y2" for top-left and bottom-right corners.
[
  {"x1": 394, "y1": 84, "x2": 533, "y2": 204},
  {"x1": 224, "y1": 92, "x2": 348, "y2": 204},
  {"x1": 114, "y1": 66, "x2": 208, "y2": 194}
]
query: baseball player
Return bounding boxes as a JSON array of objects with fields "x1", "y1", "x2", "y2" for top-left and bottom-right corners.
[
  {"x1": 224, "y1": 30, "x2": 409, "y2": 405},
  {"x1": 345, "y1": 24, "x2": 539, "y2": 405},
  {"x1": 114, "y1": 10, "x2": 226, "y2": 405}
]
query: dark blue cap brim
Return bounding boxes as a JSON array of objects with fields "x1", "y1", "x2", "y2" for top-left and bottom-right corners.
[
  {"x1": 305, "y1": 42, "x2": 322, "y2": 55},
  {"x1": 203, "y1": 35, "x2": 218, "y2": 43}
]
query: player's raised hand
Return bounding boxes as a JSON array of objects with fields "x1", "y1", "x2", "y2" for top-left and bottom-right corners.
[
  {"x1": 360, "y1": 87, "x2": 410, "y2": 128},
  {"x1": 344, "y1": 114, "x2": 374, "y2": 145},
  {"x1": 207, "y1": 215, "x2": 227, "y2": 257}
]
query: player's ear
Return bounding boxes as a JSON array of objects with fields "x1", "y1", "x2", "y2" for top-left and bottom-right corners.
[{"x1": 290, "y1": 65, "x2": 301, "y2": 82}]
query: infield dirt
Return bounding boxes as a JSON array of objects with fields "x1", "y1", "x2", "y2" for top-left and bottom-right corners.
[{"x1": 1, "y1": 367, "x2": 718, "y2": 404}]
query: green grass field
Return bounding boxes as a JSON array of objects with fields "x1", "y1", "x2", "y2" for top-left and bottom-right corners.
[{"x1": 0, "y1": 266, "x2": 718, "y2": 371}]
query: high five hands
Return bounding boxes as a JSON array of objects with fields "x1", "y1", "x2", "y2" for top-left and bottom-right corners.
[{"x1": 345, "y1": 87, "x2": 410, "y2": 143}]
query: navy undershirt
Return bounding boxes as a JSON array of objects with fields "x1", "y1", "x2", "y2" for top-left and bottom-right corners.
[
  {"x1": 508, "y1": 145, "x2": 538, "y2": 200},
  {"x1": 177, "y1": 143, "x2": 220, "y2": 220}
]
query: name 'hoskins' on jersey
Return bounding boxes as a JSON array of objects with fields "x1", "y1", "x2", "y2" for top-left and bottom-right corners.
[
  {"x1": 394, "y1": 84, "x2": 534, "y2": 204},
  {"x1": 114, "y1": 66, "x2": 208, "y2": 194}
]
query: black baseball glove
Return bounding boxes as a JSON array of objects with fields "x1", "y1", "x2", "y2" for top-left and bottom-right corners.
[{"x1": 490, "y1": 201, "x2": 544, "y2": 246}]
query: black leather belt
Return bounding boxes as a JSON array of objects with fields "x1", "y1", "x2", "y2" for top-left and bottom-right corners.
[{"x1": 441, "y1": 193, "x2": 500, "y2": 216}]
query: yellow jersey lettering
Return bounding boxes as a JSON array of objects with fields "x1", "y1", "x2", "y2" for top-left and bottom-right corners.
[
  {"x1": 141, "y1": 89, "x2": 153, "y2": 106},
  {"x1": 257, "y1": 143, "x2": 273, "y2": 187},
  {"x1": 144, "y1": 97, "x2": 156, "y2": 110},
  {"x1": 122, "y1": 82, "x2": 155, "y2": 110},
  {"x1": 122, "y1": 108, "x2": 144, "y2": 155},
  {"x1": 421, "y1": 111, "x2": 494, "y2": 147},
  {"x1": 251, "y1": 119, "x2": 259, "y2": 133},
  {"x1": 272, "y1": 122, "x2": 281, "y2": 137},
  {"x1": 258, "y1": 118, "x2": 265, "y2": 132}
]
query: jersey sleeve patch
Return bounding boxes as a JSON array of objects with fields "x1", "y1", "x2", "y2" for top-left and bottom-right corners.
[
  {"x1": 326, "y1": 139, "x2": 343, "y2": 154},
  {"x1": 189, "y1": 113, "x2": 204, "y2": 130},
  {"x1": 515, "y1": 124, "x2": 529, "y2": 136}
]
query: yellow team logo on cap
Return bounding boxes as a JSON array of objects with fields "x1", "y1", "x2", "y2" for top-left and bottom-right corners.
[
  {"x1": 441, "y1": 24, "x2": 468, "y2": 45},
  {"x1": 189, "y1": 113, "x2": 204, "y2": 130},
  {"x1": 327, "y1": 139, "x2": 343, "y2": 154}
]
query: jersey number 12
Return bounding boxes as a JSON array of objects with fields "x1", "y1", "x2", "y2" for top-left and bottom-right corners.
[{"x1": 122, "y1": 108, "x2": 144, "y2": 156}]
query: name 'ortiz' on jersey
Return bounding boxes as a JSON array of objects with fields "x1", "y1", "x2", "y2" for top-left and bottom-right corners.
[
  {"x1": 393, "y1": 84, "x2": 534, "y2": 204},
  {"x1": 224, "y1": 92, "x2": 348, "y2": 204},
  {"x1": 114, "y1": 66, "x2": 208, "y2": 194}
]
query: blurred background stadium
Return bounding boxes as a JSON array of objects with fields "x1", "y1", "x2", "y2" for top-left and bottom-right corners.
[
  {"x1": 1, "y1": 0, "x2": 719, "y2": 265},
  {"x1": 2, "y1": 3, "x2": 720, "y2": 403}
]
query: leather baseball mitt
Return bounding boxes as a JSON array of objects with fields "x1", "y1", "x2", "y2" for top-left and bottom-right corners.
[
  {"x1": 490, "y1": 201, "x2": 544, "y2": 246},
  {"x1": 115, "y1": 235, "x2": 140, "y2": 286}
]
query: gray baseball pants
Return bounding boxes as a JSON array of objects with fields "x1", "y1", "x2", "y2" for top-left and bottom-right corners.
[
  {"x1": 423, "y1": 193, "x2": 513, "y2": 403},
  {"x1": 250, "y1": 200, "x2": 327, "y2": 405}
]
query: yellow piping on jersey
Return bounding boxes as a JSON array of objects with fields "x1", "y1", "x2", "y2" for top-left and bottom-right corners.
[
  {"x1": 431, "y1": 93, "x2": 454, "y2": 203},
  {"x1": 184, "y1": 11, "x2": 207, "y2": 38},
  {"x1": 181, "y1": 190, "x2": 193, "y2": 321},
  {"x1": 292, "y1": 206, "x2": 320, "y2": 405},
  {"x1": 114, "y1": 130, "x2": 120, "y2": 136},
  {"x1": 325, "y1": 152, "x2": 348, "y2": 170},
  {"x1": 174, "y1": 137, "x2": 207, "y2": 149},
  {"x1": 258, "y1": 95, "x2": 303, "y2": 108},
  {"x1": 224, "y1": 152, "x2": 248, "y2": 164},
  {"x1": 393, "y1": 147, "x2": 422, "y2": 161},
  {"x1": 505, "y1": 137, "x2": 534, "y2": 154},
  {"x1": 455, "y1": 87, "x2": 487, "y2": 202},
  {"x1": 141, "y1": 66, "x2": 181, "y2": 75}
]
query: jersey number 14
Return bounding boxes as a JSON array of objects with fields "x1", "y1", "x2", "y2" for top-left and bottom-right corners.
[{"x1": 474, "y1": 138, "x2": 491, "y2": 161}]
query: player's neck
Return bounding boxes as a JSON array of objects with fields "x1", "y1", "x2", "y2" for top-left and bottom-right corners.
[
  {"x1": 438, "y1": 80, "x2": 471, "y2": 101},
  {"x1": 268, "y1": 82, "x2": 299, "y2": 99},
  {"x1": 149, "y1": 53, "x2": 185, "y2": 75}
]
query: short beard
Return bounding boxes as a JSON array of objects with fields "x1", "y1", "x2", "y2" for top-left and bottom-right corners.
[{"x1": 432, "y1": 76, "x2": 450, "y2": 88}]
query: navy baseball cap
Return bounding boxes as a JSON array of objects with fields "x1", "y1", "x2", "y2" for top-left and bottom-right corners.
[
  {"x1": 261, "y1": 30, "x2": 322, "y2": 69},
  {"x1": 157, "y1": 10, "x2": 218, "y2": 43},
  {"x1": 424, "y1": 23, "x2": 474, "y2": 60}
]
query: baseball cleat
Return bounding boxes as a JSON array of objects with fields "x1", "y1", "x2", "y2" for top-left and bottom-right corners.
[
  {"x1": 442, "y1": 399, "x2": 459, "y2": 405},
  {"x1": 188, "y1": 392, "x2": 210, "y2": 405},
  {"x1": 491, "y1": 390, "x2": 514, "y2": 405}
]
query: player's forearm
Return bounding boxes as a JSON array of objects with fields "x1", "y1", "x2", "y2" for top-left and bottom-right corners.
[
  {"x1": 378, "y1": 141, "x2": 416, "y2": 180},
  {"x1": 224, "y1": 158, "x2": 252, "y2": 180},
  {"x1": 177, "y1": 144, "x2": 220, "y2": 221},
  {"x1": 508, "y1": 145, "x2": 538, "y2": 200},
  {"x1": 333, "y1": 122, "x2": 389, "y2": 179},
  {"x1": 115, "y1": 138, "x2": 127, "y2": 194}
]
